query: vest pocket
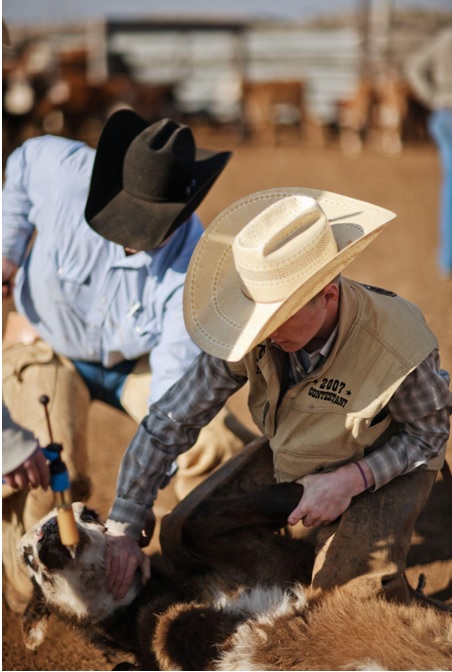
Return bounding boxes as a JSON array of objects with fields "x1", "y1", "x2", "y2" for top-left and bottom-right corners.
[{"x1": 274, "y1": 443, "x2": 364, "y2": 482}]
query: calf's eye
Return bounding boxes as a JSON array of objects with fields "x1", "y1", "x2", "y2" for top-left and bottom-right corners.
[
  {"x1": 22, "y1": 545, "x2": 35, "y2": 567},
  {"x1": 80, "y1": 505, "x2": 102, "y2": 525}
]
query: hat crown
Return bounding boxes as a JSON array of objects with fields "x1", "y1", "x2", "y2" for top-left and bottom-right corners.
[
  {"x1": 123, "y1": 119, "x2": 197, "y2": 203},
  {"x1": 232, "y1": 195, "x2": 339, "y2": 303}
]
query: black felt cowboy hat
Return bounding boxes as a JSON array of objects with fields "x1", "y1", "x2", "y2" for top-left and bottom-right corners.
[{"x1": 85, "y1": 109, "x2": 232, "y2": 250}]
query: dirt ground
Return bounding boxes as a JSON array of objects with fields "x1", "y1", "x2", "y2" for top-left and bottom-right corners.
[{"x1": 3, "y1": 137, "x2": 452, "y2": 671}]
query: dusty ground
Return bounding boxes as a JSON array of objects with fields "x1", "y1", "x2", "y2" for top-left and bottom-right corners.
[{"x1": 3, "y1": 137, "x2": 452, "y2": 670}]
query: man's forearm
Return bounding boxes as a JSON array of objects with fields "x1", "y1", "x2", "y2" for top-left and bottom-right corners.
[
  {"x1": 364, "y1": 353, "x2": 451, "y2": 489},
  {"x1": 362, "y1": 410, "x2": 450, "y2": 490},
  {"x1": 107, "y1": 419, "x2": 185, "y2": 539},
  {"x1": 107, "y1": 352, "x2": 247, "y2": 537}
]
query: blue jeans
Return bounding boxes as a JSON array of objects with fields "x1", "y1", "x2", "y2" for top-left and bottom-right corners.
[
  {"x1": 72, "y1": 358, "x2": 138, "y2": 411},
  {"x1": 429, "y1": 109, "x2": 452, "y2": 273}
]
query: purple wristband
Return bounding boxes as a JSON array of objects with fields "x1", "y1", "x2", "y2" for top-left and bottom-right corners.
[{"x1": 354, "y1": 461, "x2": 369, "y2": 491}]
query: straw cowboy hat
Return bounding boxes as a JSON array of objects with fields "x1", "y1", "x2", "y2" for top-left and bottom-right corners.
[
  {"x1": 85, "y1": 109, "x2": 232, "y2": 250},
  {"x1": 183, "y1": 188, "x2": 396, "y2": 362}
]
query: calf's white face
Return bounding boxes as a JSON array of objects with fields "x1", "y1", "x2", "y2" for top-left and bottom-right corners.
[{"x1": 20, "y1": 502, "x2": 139, "y2": 623}]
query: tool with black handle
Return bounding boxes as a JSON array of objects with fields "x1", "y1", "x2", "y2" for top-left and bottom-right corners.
[{"x1": 39, "y1": 395, "x2": 79, "y2": 558}]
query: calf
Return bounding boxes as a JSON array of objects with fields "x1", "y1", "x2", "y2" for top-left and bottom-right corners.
[
  {"x1": 20, "y1": 483, "x2": 312, "y2": 669},
  {"x1": 20, "y1": 485, "x2": 452, "y2": 671},
  {"x1": 156, "y1": 584, "x2": 452, "y2": 672}
]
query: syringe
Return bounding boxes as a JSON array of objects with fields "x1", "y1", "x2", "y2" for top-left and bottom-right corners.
[{"x1": 39, "y1": 395, "x2": 79, "y2": 558}]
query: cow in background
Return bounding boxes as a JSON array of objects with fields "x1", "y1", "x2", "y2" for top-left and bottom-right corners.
[
  {"x1": 336, "y1": 70, "x2": 429, "y2": 156},
  {"x1": 241, "y1": 79, "x2": 325, "y2": 146},
  {"x1": 2, "y1": 40, "x2": 176, "y2": 158}
]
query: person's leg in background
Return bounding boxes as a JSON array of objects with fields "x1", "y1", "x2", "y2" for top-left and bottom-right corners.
[
  {"x1": 2, "y1": 335, "x2": 91, "y2": 612},
  {"x1": 429, "y1": 108, "x2": 452, "y2": 275},
  {"x1": 310, "y1": 468, "x2": 436, "y2": 603},
  {"x1": 72, "y1": 357, "x2": 137, "y2": 411}
]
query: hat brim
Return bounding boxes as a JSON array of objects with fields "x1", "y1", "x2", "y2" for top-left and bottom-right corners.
[
  {"x1": 183, "y1": 187, "x2": 396, "y2": 362},
  {"x1": 85, "y1": 109, "x2": 231, "y2": 249},
  {"x1": 88, "y1": 150, "x2": 231, "y2": 250}
]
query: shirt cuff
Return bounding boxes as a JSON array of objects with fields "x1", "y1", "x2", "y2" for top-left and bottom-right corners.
[
  {"x1": 2, "y1": 227, "x2": 32, "y2": 267},
  {"x1": 106, "y1": 497, "x2": 149, "y2": 541},
  {"x1": 362, "y1": 451, "x2": 403, "y2": 491}
]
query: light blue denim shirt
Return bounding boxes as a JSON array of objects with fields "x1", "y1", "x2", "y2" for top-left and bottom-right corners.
[{"x1": 2, "y1": 135, "x2": 204, "y2": 403}]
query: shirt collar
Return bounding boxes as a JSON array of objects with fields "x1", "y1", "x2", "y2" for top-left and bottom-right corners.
[
  {"x1": 309, "y1": 324, "x2": 339, "y2": 360},
  {"x1": 291, "y1": 324, "x2": 339, "y2": 377},
  {"x1": 113, "y1": 250, "x2": 152, "y2": 270},
  {"x1": 111, "y1": 218, "x2": 194, "y2": 274}
]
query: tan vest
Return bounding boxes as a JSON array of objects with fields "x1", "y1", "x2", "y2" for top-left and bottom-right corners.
[{"x1": 228, "y1": 279, "x2": 439, "y2": 482}]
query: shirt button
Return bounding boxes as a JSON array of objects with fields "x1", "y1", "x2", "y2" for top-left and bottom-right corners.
[{"x1": 57, "y1": 267, "x2": 64, "y2": 276}]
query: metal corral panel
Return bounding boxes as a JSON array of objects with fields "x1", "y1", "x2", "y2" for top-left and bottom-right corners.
[{"x1": 106, "y1": 22, "x2": 362, "y2": 122}]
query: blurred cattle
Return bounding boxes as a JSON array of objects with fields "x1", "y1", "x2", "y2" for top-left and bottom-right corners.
[
  {"x1": 2, "y1": 41, "x2": 176, "y2": 158},
  {"x1": 336, "y1": 71, "x2": 430, "y2": 156},
  {"x1": 336, "y1": 77, "x2": 375, "y2": 155},
  {"x1": 371, "y1": 71, "x2": 409, "y2": 156},
  {"x1": 403, "y1": 85, "x2": 431, "y2": 144},
  {"x1": 241, "y1": 79, "x2": 325, "y2": 146}
]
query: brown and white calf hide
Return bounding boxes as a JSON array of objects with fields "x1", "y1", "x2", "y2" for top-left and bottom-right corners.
[
  {"x1": 20, "y1": 490, "x2": 452, "y2": 671},
  {"x1": 155, "y1": 585, "x2": 452, "y2": 671}
]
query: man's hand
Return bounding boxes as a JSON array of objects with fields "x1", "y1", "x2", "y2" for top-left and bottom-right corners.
[
  {"x1": 288, "y1": 461, "x2": 374, "y2": 528},
  {"x1": 3, "y1": 445, "x2": 50, "y2": 490},
  {"x1": 104, "y1": 529, "x2": 151, "y2": 600},
  {"x1": 2, "y1": 257, "x2": 18, "y2": 299}
]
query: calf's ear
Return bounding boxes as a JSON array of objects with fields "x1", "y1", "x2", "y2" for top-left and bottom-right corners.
[{"x1": 21, "y1": 584, "x2": 50, "y2": 651}]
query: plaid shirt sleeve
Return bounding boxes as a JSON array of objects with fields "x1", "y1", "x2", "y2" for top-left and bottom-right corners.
[
  {"x1": 107, "y1": 352, "x2": 246, "y2": 539},
  {"x1": 363, "y1": 350, "x2": 452, "y2": 490}
]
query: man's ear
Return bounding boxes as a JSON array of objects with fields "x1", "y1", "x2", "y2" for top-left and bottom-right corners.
[
  {"x1": 317, "y1": 282, "x2": 340, "y2": 307},
  {"x1": 21, "y1": 582, "x2": 50, "y2": 651},
  {"x1": 322, "y1": 281, "x2": 340, "y2": 306}
]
